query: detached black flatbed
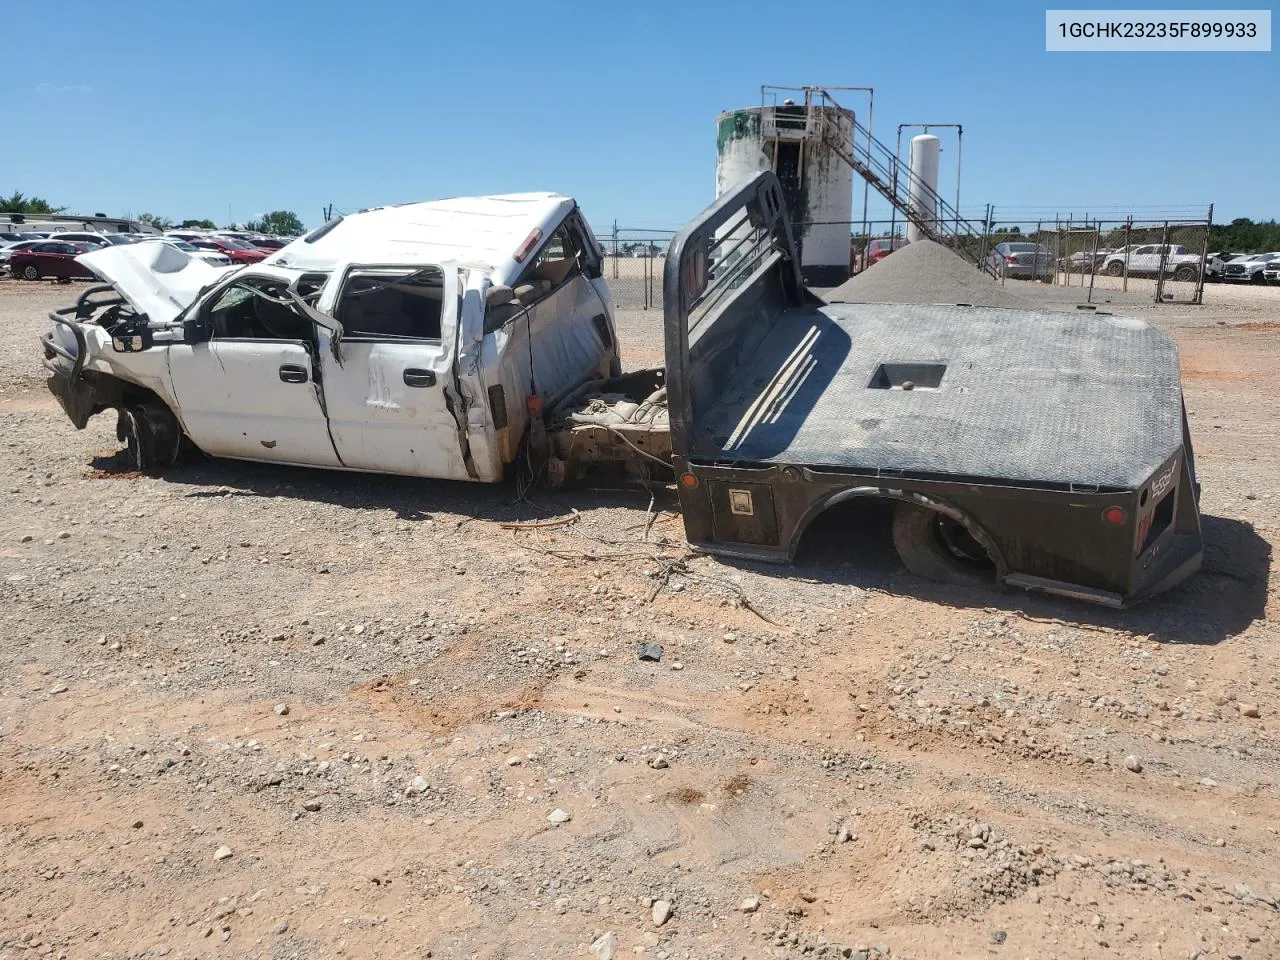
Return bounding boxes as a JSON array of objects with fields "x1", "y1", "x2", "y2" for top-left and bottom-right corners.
[
  {"x1": 697, "y1": 301, "x2": 1182, "y2": 490},
  {"x1": 653, "y1": 173, "x2": 1202, "y2": 608}
]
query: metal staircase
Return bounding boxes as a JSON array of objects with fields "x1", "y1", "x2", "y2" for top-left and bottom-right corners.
[{"x1": 763, "y1": 87, "x2": 994, "y2": 274}]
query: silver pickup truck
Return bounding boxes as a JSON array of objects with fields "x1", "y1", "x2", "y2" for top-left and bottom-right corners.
[{"x1": 42, "y1": 193, "x2": 620, "y2": 479}]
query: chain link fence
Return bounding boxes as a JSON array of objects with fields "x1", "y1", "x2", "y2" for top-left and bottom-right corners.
[
  {"x1": 982, "y1": 216, "x2": 1212, "y2": 305},
  {"x1": 597, "y1": 212, "x2": 1213, "y2": 312},
  {"x1": 596, "y1": 231, "x2": 676, "y2": 311}
]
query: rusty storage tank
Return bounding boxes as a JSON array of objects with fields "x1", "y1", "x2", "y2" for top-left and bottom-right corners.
[{"x1": 715, "y1": 102, "x2": 855, "y2": 286}]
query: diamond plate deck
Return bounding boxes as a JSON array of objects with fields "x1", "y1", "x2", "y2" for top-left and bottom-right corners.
[{"x1": 695, "y1": 302, "x2": 1184, "y2": 489}]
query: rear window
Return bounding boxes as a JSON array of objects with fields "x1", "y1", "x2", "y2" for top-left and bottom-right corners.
[
  {"x1": 1005, "y1": 243, "x2": 1041, "y2": 253},
  {"x1": 337, "y1": 268, "x2": 444, "y2": 341}
]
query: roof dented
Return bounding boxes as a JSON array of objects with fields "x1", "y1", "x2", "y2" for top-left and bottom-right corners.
[{"x1": 267, "y1": 192, "x2": 575, "y2": 281}]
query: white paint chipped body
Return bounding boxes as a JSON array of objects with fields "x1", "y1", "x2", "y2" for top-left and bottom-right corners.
[{"x1": 44, "y1": 192, "x2": 618, "y2": 483}]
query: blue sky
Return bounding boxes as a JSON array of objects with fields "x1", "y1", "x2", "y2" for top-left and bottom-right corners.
[{"x1": 10, "y1": 0, "x2": 1274, "y2": 232}]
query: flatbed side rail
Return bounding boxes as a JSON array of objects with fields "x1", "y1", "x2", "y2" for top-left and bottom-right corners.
[{"x1": 663, "y1": 172, "x2": 804, "y2": 461}]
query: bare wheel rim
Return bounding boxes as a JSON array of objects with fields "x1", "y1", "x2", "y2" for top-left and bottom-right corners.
[{"x1": 932, "y1": 515, "x2": 993, "y2": 571}]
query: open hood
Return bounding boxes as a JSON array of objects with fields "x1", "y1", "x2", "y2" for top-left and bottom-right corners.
[{"x1": 77, "y1": 243, "x2": 230, "y2": 325}]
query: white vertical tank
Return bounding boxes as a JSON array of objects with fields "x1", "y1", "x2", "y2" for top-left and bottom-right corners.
[
  {"x1": 906, "y1": 134, "x2": 940, "y2": 244},
  {"x1": 716, "y1": 104, "x2": 855, "y2": 286}
]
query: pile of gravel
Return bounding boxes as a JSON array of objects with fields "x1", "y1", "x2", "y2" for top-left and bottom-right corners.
[{"x1": 827, "y1": 239, "x2": 1034, "y2": 308}]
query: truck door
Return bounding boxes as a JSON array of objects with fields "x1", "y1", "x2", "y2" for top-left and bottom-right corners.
[
  {"x1": 167, "y1": 276, "x2": 342, "y2": 466},
  {"x1": 1132, "y1": 245, "x2": 1158, "y2": 274},
  {"x1": 315, "y1": 262, "x2": 474, "y2": 479},
  {"x1": 509, "y1": 215, "x2": 616, "y2": 406}
]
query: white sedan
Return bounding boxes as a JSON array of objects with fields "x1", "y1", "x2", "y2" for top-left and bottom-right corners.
[{"x1": 136, "y1": 237, "x2": 232, "y2": 267}]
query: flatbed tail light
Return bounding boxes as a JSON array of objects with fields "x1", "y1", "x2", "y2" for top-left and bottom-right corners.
[
  {"x1": 1103, "y1": 506, "x2": 1127, "y2": 525},
  {"x1": 513, "y1": 228, "x2": 543, "y2": 264},
  {"x1": 679, "y1": 473, "x2": 699, "y2": 489}
]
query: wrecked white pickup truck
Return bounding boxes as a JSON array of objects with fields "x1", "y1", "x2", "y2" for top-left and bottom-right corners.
[{"x1": 42, "y1": 194, "x2": 626, "y2": 481}]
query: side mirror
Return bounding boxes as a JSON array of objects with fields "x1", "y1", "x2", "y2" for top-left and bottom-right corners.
[
  {"x1": 486, "y1": 284, "x2": 515, "y2": 307},
  {"x1": 182, "y1": 316, "x2": 212, "y2": 344},
  {"x1": 110, "y1": 317, "x2": 155, "y2": 353}
]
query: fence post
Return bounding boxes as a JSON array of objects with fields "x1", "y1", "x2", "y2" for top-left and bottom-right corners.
[
  {"x1": 1194, "y1": 203, "x2": 1213, "y2": 305},
  {"x1": 644, "y1": 244, "x2": 651, "y2": 310},
  {"x1": 1122, "y1": 217, "x2": 1132, "y2": 292},
  {"x1": 612, "y1": 220, "x2": 618, "y2": 281},
  {"x1": 978, "y1": 203, "x2": 991, "y2": 273},
  {"x1": 1087, "y1": 220, "x2": 1100, "y2": 304},
  {"x1": 1154, "y1": 221, "x2": 1170, "y2": 304},
  {"x1": 1064, "y1": 216, "x2": 1071, "y2": 286}
]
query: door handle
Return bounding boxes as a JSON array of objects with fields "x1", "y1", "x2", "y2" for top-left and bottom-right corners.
[
  {"x1": 403, "y1": 368, "x2": 436, "y2": 388},
  {"x1": 279, "y1": 364, "x2": 309, "y2": 384}
]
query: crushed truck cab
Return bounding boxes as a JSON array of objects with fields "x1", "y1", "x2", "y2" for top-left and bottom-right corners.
[{"x1": 42, "y1": 193, "x2": 618, "y2": 480}]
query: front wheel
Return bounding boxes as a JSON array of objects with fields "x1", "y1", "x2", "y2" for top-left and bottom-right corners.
[
  {"x1": 891, "y1": 502, "x2": 995, "y2": 589},
  {"x1": 21, "y1": 264, "x2": 40, "y2": 281},
  {"x1": 116, "y1": 402, "x2": 183, "y2": 471}
]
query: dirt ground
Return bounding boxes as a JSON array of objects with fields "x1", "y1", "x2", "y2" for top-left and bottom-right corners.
[{"x1": 0, "y1": 277, "x2": 1277, "y2": 960}]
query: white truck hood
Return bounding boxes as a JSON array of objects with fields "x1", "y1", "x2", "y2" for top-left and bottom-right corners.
[{"x1": 77, "y1": 243, "x2": 230, "y2": 325}]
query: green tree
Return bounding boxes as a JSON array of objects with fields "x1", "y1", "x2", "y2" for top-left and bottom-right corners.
[
  {"x1": 245, "y1": 210, "x2": 304, "y2": 236},
  {"x1": 0, "y1": 191, "x2": 65, "y2": 214},
  {"x1": 178, "y1": 218, "x2": 216, "y2": 230},
  {"x1": 137, "y1": 212, "x2": 173, "y2": 230},
  {"x1": 1208, "y1": 217, "x2": 1280, "y2": 253}
]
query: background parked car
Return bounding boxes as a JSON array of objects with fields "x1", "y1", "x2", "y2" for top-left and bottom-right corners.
[
  {"x1": 1222, "y1": 252, "x2": 1280, "y2": 283},
  {"x1": 1, "y1": 239, "x2": 45, "y2": 273},
  {"x1": 0, "y1": 231, "x2": 43, "y2": 243},
  {"x1": 1205, "y1": 252, "x2": 1245, "y2": 282},
  {"x1": 247, "y1": 236, "x2": 287, "y2": 251},
  {"x1": 1059, "y1": 248, "x2": 1112, "y2": 273},
  {"x1": 50, "y1": 231, "x2": 142, "y2": 249},
  {"x1": 1102, "y1": 244, "x2": 1201, "y2": 281},
  {"x1": 137, "y1": 236, "x2": 233, "y2": 267},
  {"x1": 855, "y1": 237, "x2": 907, "y2": 272},
  {"x1": 188, "y1": 237, "x2": 267, "y2": 265},
  {"x1": 1263, "y1": 259, "x2": 1280, "y2": 284},
  {"x1": 9, "y1": 240, "x2": 97, "y2": 281},
  {"x1": 985, "y1": 241, "x2": 1054, "y2": 281}
]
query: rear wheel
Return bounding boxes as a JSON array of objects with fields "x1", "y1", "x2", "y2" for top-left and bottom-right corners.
[
  {"x1": 1173, "y1": 265, "x2": 1198, "y2": 282},
  {"x1": 1106, "y1": 261, "x2": 1125, "y2": 277},
  {"x1": 891, "y1": 502, "x2": 995, "y2": 588},
  {"x1": 21, "y1": 264, "x2": 39, "y2": 281},
  {"x1": 1252, "y1": 271, "x2": 1268, "y2": 285}
]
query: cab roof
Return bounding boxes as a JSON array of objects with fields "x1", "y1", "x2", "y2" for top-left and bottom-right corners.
[{"x1": 267, "y1": 192, "x2": 576, "y2": 283}]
